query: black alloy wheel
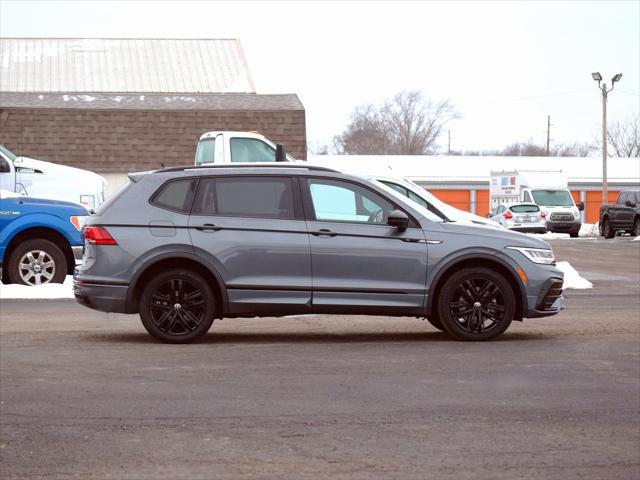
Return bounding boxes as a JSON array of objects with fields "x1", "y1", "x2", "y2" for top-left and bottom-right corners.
[
  {"x1": 437, "y1": 268, "x2": 515, "y2": 341},
  {"x1": 139, "y1": 269, "x2": 215, "y2": 343}
]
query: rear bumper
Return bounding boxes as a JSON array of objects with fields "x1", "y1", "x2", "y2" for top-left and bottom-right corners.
[
  {"x1": 72, "y1": 246, "x2": 84, "y2": 263},
  {"x1": 73, "y1": 277, "x2": 129, "y2": 314},
  {"x1": 508, "y1": 226, "x2": 547, "y2": 234}
]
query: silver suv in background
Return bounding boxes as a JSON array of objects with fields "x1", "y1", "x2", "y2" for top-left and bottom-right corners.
[{"x1": 74, "y1": 164, "x2": 564, "y2": 343}]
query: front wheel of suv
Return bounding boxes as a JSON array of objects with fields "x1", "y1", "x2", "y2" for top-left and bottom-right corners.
[
  {"x1": 139, "y1": 269, "x2": 216, "y2": 343},
  {"x1": 437, "y1": 268, "x2": 515, "y2": 341}
]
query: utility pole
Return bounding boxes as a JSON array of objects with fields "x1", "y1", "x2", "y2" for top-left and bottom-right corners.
[
  {"x1": 448, "y1": 130, "x2": 451, "y2": 154},
  {"x1": 592, "y1": 72, "x2": 622, "y2": 204},
  {"x1": 546, "y1": 115, "x2": 551, "y2": 156}
]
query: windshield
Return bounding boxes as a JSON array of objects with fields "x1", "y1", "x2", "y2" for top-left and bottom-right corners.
[
  {"x1": 511, "y1": 204, "x2": 540, "y2": 213},
  {"x1": 371, "y1": 179, "x2": 444, "y2": 222},
  {"x1": 0, "y1": 144, "x2": 17, "y2": 161},
  {"x1": 195, "y1": 138, "x2": 215, "y2": 165},
  {"x1": 531, "y1": 190, "x2": 574, "y2": 207}
]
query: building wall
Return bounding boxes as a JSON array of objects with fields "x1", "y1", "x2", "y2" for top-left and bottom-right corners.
[{"x1": 0, "y1": 108, "x2": 306, "y2": 173}]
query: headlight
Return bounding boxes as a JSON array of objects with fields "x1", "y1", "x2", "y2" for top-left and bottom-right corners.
[
  {"x1": 80, "y1": 194, "x2": 95, "y2": 209},
  {"x1": 507, "y1": 247, "x2": 555, "y2": 265},
  {"x1": 69, "y1": 216, "x2": 88, "y2": 232},
  {"x1": 573, "y1": 211, "x2": 580, "y2": 219}
]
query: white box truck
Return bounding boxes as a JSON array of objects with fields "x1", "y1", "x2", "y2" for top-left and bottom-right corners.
[{"x1": 490, "y1": 170, "x2": 583, "y2": 237}]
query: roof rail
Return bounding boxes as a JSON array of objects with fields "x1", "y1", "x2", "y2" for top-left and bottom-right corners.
[{"x1": 156, "y1": 163, "x2": 340, "y2": 173}]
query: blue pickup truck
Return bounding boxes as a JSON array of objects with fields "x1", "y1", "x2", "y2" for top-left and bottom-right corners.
[{"x1": 0, "y1": 192, "x2": 88, "y2": 285}]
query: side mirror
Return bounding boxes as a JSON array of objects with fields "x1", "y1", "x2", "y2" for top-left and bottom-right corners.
[
  {"x1": 578, "y1": 202, "x2": 584, "y2": 211},
  {"x1": 275, "y1": 144, "x2": 287, "y2": 162},
  {"x1": 387, "y1": 209, "x2": 409, "y2": 232},
  {"x1": 625, "y1": 200, "x2": 634, "y2": 208}
]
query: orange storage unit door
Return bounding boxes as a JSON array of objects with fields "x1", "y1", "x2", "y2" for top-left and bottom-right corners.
[
  {"x1": 429, "y1": 190, "x2": 470, "y2": 212},
  {"x1": 585, "y1": 190, "x2": 619, "y2": 224},
  {"x1": 475, "y1": 190, "x2": 491, "y2": 217}
]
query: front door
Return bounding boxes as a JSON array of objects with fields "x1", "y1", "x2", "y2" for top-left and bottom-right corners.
[
  {"x1": 189, "y1": 175, "x2": 311, "y2": 314},
  {"x1": 302, "y1": 177, "x2": 428, "y2": 315}
]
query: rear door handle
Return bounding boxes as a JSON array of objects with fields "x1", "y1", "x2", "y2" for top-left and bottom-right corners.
[
  {"x1": 311, "y1": 229, "x2": 337, "y2": 237},
  {"x1": 194, "y1": 223, "x2": 221, "y2": 232}
]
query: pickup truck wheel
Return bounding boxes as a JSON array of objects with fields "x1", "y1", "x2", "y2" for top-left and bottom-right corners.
[
  {"x1": 437, "y1": 268, "x2": 515, "y2": 341},
  {"x1": 634, "y1": 218, "x2": 640, "y2": 237},
  {"x1": 139, "y1": 269, "x2": 215, "y2": 344},
  {"x1": 7, "y1": 239, "x2": 67, "y2": 285},
  {"x1": 602, "y1": 218, "x2": 615, "y2": 239}
]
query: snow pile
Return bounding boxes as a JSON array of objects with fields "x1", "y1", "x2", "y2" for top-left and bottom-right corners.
[
  {"x1": 556, "y1": 261, "x2": 593, "y2": 289},
  {"x1": 0, "y1": 189, "x2": 21, "y2": 199},
  {"x1": 0, "y1": 276, "x2": 74, "y2": 299},
  {"x1": 527, "y1": 223, "x2": 599, "y2": 240},
  {"x1": 579, "y1": 223, "x2": 599, "y2": 237},
  {"x1": 633, "y1": 236, "x2": 640, "y2": 242}
]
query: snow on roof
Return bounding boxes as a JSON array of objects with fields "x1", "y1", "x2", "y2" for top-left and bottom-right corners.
[
  {"x1": 308, "y1": 155, "x2": 640, "y2": 185},
  {"x1": 0, "y1": 38, "x2": 255, "y2": 94}
]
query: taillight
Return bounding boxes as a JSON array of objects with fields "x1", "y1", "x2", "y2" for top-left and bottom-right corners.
[
  {"x1": 83, "y1": 226, "x2": 117, "y2": 245},
  {"x1": 540, "y1": 211, "x2": 546, "y2": 219},
  {"x1": 503, "y1": 211, "x2": 513, "y2": 220}
]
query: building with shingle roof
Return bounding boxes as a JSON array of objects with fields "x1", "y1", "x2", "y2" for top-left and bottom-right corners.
[{"x1": 0, "y1": 38, "x2": 306, "y2": 175}]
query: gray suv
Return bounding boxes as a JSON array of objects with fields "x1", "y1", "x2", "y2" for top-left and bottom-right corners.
[{"x1": 74, "y1": 164, "x2": 564, "y2": 343}]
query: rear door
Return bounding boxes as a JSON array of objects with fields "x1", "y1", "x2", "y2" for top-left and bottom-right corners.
[
  {"x1": 189, "y1": 175, "x2": 311, "y2": 314},
  {"x1": 301, "y1": 177, "x2": 428, "y2": 315}
]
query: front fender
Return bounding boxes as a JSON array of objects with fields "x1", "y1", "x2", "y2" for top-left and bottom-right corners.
[{"x1": 425, "y1": 247, "x2": 528, "y2": 318}]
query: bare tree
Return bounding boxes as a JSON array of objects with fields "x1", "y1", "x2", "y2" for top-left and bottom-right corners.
[
  {"x1": 606, "y1": 115, "x2": 640, "y2": 157},
  {"x1": 333, "y1": 90, "x2": 459, "y2": 154},
  {"x1": 497, "y1": 139, "x2": 593, "y2": 157}
]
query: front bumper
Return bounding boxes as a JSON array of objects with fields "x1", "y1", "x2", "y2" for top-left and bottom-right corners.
[
  {"x1": 525, "y1": 275, "x2": 564, "y2": 318},
  {"x1": 73, "y1": 276, "x2": 129, "y2": 313},
  {"x1": 546, "y1": 219, "x2": 581, "y2": 233}
]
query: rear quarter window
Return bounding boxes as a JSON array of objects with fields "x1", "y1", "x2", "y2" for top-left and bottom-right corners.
[{"x1": 150, "y1": 178, "x2": 197, "y2": 213}]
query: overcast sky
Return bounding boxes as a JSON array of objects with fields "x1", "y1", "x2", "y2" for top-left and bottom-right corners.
[{"x1": 1, "y1": 0, "x2": 639, "y2": 153}]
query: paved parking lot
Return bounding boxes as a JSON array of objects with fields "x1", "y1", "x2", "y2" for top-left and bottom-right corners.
[{"x1": 1, "y1": 237, "x2": 639, "y2": 479}]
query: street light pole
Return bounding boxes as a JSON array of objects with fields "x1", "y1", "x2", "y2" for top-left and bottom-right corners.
[{"x1": 592, "y1": 72, "x2": 622, "y2": 204}]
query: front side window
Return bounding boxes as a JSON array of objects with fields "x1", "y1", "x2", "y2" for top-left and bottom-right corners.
[
  {"x1": 151, "y1": 179, "x2": 197, "y2": 213},
  {"x1": 195, "y1": 139, "x2": 215, "y2": 165},
  {"x1": 230, "y1": 138, "x2": 276, "y2": 163},
  {"x1": 307, "y1": 179, "x2": 393, "y2": 224},
  {"x1": 193, "y1": 176, "x2": 295, "y2": 219}
]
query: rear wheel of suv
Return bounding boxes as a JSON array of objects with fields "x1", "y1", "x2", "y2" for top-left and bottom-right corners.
[
  {"x1": 633, "y1": 217, "x2": 640, "y2": 237},
  {"x1": 437, "y1": 268, "x2": 515, "y2": 341},
  {"x1": 602, "y1": 218, "x2": 615, "y2": 239},
  {"x1": 139, "y1": 269, "x2": 216, "y2": 343}
]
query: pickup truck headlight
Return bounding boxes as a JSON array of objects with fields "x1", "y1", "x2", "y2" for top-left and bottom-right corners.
[
  {"x1": 80, "y1": 195, "x2": 95, "y2": 209},
  {"x1": 507, "y1": 247, "x2": 555, "y2": 265}
]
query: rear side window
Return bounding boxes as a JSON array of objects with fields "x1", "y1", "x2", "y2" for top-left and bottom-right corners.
[
  {"x1": 193, "y1": 176, "x2": 295, "y2": 219},
  {"x1": 511, "y1": 204, "x2": 540, "y2": 213},
  {"x1": 151, "y1": 179, "x2": 197, "y2": 213}
]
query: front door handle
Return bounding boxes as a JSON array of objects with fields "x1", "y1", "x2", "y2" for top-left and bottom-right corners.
[
  {"x1": 311, "y1": 229, "x2": 337, "y2": 237},
  {"x1": 194, "y1": 223, "x2": 221, "y2": 232}
]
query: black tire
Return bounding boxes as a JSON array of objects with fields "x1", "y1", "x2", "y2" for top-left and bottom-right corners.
[
  {"x1": 634, "y1": 217, "x2": 640, "y2": 237},
  {"x1": 437, "y1": 267, "x2": 515, "y2": 341},
  {"x1": 139, "y1": 268, "x2": 216, "y2": 343},
  {"x1": 7, "y1": 239, "x2": 67, "y2": 285},
  {"x1": 426, "y1": 313, "x2": 446, "y2": 332},
  {"x1": 569, "y1": 228, "x2": 580, "y2": 238},
  {"x1": 602, "y1": 218, "x2": 615, "y2": 239}
]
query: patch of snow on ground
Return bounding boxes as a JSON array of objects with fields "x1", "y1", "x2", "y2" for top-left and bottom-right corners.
[
  {"x1": 633, "y1": 236, "x2": 640, "y2": 242},
  {"x1": 579, "y1": 223, "x2": 599, "y2": 237},
  {"x1": 0, "y1": 276, "x2": 74, "y2": 299},
  {"x1": 556, "y1": 261, "x2": 593, "y2": 289}
]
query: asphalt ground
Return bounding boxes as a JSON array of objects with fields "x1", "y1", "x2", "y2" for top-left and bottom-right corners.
[{"x1": 0, "y1": 237, "x2": 639, "y2": 480}]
